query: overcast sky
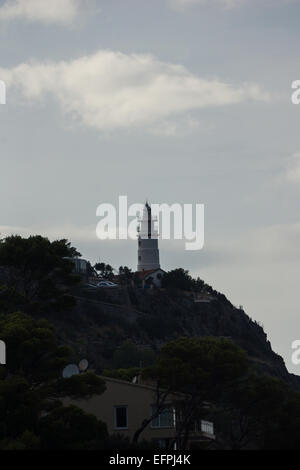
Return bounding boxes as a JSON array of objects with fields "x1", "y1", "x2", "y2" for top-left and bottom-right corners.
[{"x1": 0, "y1": 0, "x2": 300, "y2": 373}]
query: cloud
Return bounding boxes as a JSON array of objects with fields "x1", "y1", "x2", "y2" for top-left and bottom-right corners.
[
  {"x1": 170, "y1": 0, "x2": 244, "y2": 9},
  {"x1": 0, "y1": 0, "x2": 87, "y2": 25},
  {"x1": 169, "y1": 0, "x2": 295, "y2": 9},
  {"x1": 0, "y1": 50, "x2": 269, "y2": 132},
  {"x1": 286, "y1": 153, "x2": 300, "y2": 184}
]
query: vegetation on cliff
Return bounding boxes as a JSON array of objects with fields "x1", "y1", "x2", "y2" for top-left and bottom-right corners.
[{"x1": 0, "y1": 234, "x2": 299, "y2": 449}]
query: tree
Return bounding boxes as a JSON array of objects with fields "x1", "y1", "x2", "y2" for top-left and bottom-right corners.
[
  {"x1": 0, "y1": 312, "x2": 107, "y2": 449},
  {"x1": 146, "y1": 336, "x2": 248, "y2": 396},
  {"x1": 141, "y1": 336, "x2": 300, "y2": 450},
  {"x1": 162, "y1": 268, "x2": 206, "y2": 293},
  {"x1": 0, "y1": 312, "x2": 70, "y2": 382},
  {"x1": 94, "y1": 262, "x2": 114, "y2": 281},
  {"x1": 162, "y1": 268, "x2": 193, "y2": 291},
  {"x1": 118, "y1": 266, "x2": 133, "y2": 285},
  {"x1": 133, "y1": 336, "x2": 248, "y2": 449},
  {"x1": 0, "y1": 235, "x2": 80, "y2": 303},
  {"x1": 220, "y1": 373, "x2": 300, "y2": 450},
  {"x1": 39, "y1": 405, "x2": 108, "y2": 450},
  {"x1": 131, "y1": 380, "x2": 174, "y2": 446},
  {"x1": 113, "y1": 341, "x2": 156, "y2": 369}
]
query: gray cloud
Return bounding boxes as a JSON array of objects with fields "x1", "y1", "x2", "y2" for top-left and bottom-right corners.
[{"x1": 0, "y1": 0, "x2": 92, "y2": 25}]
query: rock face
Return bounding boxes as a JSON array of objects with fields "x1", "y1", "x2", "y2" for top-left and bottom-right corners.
[{"x1": 45, "y1": 285, "x2": 300, "y2": 390}]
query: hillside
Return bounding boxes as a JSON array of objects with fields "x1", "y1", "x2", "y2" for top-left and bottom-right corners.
[
  {"x1": 0, "y1": 235, "x2": 296, "y2": 391},
  {"x1": 41, "y1": 283, "x2": 300, "y2": 390}
]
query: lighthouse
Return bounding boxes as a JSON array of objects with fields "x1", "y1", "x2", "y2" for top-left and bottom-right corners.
[{"x1": 137, "y1": 202, "x2": 160, "y2": 272}]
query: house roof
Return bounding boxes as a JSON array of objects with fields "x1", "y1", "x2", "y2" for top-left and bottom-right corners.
[
  {"x1": 100, "y1": 375, "x2": 185, "y2": 399},
  {"x1": 135, "y1": 269, "x2": 165, "y2": 280}
]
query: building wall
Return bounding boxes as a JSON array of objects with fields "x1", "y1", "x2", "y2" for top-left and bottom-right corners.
[
  {"x1": 64, "y1": 377, "x2": 177, "y2": 443},
  {"x1": 64, "y1": 376, "x2": 215, "y2": 448},
  {"x1": 137, "y1": 203, "x2": 160, "y2": 272},
  {"x1": 144, "y1": 269, "x2": 165, "y2": 287},
  {"x1": 137, "y1": 238, "x2": 160, "y2": 271}
]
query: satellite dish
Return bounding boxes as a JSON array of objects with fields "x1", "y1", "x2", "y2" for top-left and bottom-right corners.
[
  {"x1": 62, "y1": 364, "x2": 80, "y2": 379},
  {"x1": 78, "y1": 359, "x2": 89, "y2": 372}
]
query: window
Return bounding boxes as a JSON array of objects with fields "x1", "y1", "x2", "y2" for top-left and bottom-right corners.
[
  {"x1": 201, "y1": 420, "x2": 214, "y2": 435},
  {"x1": 153, "y1": 438, "x2": 168, "y2": 449},
  {"x1": 193, "y1": 419, "x2": 214, "y2": 435},
  {"x1": 151, "y1": 406, "x2": 174, "y2": 428},
  {"x1": 114, "y1": 406, "x2": 128, "y2": 429}
]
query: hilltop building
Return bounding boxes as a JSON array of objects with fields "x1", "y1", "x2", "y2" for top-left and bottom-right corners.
[{"x1": 137, "y1": 202, "x2": 165, "y2": 287}]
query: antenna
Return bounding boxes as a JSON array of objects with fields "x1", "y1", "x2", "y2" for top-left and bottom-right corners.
[{"x1": 62, "y1": 364, "x2": 80, "y2": 379}]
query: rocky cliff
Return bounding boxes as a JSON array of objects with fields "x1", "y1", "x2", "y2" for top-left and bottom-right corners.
[{"x1": 42, "y1": 284, "x2": 300, "y2": 390}]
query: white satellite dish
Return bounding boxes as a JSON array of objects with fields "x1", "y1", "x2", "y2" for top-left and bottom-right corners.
[
  {"x1": 62, "y1": 364, "x2": 80, "y2": 378},
  {"x1": 78, "y1": 359, "x2": 89, "y2": 372}
]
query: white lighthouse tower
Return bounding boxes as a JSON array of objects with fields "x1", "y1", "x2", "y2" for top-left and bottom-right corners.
[{"x1": 137, "y1": 202, "x2": 160, "y2": 272}]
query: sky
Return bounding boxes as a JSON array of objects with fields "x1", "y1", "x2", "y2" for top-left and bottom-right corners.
[{"x1": 0, "y1": 0, "x2": 300, "y2": 372}]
